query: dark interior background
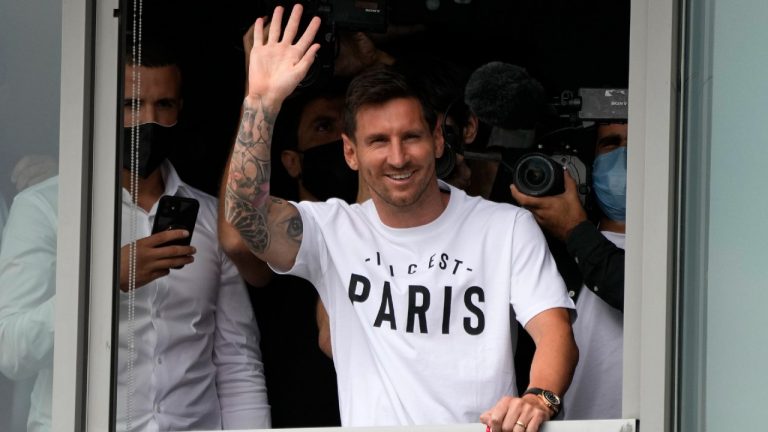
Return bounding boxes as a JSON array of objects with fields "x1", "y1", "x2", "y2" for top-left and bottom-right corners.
[
  {"x1": 126, "y1": 0, "x2": 630, "y2": 427},
  {"x1": 137, "y1": 0, "x2": 630, "y2": 196}
]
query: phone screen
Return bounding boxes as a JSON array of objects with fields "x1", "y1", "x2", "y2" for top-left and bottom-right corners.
[{"x1": 151, "y1": 195, "x2": 200, "y2": 247}]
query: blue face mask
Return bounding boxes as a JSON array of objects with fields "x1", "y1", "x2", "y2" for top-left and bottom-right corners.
[{"x1": 592, "y1": 146, "x2": 627, "y2": 222}]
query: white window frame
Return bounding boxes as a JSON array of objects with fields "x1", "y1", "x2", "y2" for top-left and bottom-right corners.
[
  {"x1": 51, "y1": 0, "x2": 681, "y2": 430},
  {"x1": 623, "y1": 0, "x2": 680, "y2": 430},
  {"x1": 52, "y1": 0, "x2": 120, "y2": 430}
]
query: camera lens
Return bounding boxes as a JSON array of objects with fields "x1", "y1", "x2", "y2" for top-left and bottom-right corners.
[
  {"x1": 512, "y1": 153, "x2": 565, "y2": 197},
  {"x1": 524, "y1": 163, "x2": 547, "y2": 187}
]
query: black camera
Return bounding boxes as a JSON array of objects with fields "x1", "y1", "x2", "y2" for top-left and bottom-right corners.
[
  {"x1": 508, "y1": 87, "x2": 628, "y2": 201},
  {"x1": 290, "y1": 0, "x2": 388, "y2": 88},
  {"x1": 512, "y1": 152, "x2": 588, "y2": 199}
]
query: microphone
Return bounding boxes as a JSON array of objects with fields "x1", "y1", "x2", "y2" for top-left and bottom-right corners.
[{"x1": 464, "y1": 62, "x2": 551, "y2": 131}]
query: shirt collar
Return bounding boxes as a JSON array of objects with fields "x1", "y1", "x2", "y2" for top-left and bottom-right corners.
[
  {"x1": 121, "y1": 160, "x2": 191, "y2": 206},
  {"x1": 159, "y1": 159, "x2": 187, "y2": 197}
]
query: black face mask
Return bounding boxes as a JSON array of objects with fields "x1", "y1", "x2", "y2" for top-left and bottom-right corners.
[
  {"x1": 122, "y1": 123, "x2": 178, "y2": 178},
  {"x1": 300, "y1": 139, "x2": 358, "y2": 204}
]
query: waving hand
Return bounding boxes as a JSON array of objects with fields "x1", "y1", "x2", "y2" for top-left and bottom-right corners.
[
  {"x1": 225, "y1": 4, "x2": 321, "y2": 271},
  {"x1": 246, "y1": 5, "x2": 321, "y2": 106}
]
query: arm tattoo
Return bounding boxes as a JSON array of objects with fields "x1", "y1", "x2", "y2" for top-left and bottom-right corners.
[
  {"x1": 285, "y1": 214, "x2": 303, "y2": 244},
  {"x1": 225, "y1": 186, "x2": 270, "y2": 253},
  {"x1": 225, "y1": 97, "x2": 276, "y2": 253}
]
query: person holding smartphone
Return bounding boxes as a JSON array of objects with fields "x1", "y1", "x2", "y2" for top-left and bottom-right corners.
[{"x1": 0, "y1": 37, "x2": 270, "y2": 431}]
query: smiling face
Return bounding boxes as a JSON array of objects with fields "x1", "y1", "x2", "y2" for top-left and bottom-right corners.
[{"x1": 343, "y1": 97, "x2": 446, "y2": 225}]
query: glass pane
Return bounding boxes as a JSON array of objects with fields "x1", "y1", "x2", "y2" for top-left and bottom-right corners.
[
  {"x1": 679, "y1": 0, "x2": 768, "y2": 429},
  {"x1": 0, "y1": 1, "x2": 62, "y2": 431},
  {"x1": 111, "y1": 1, "x2": 629, "y2": 430}
]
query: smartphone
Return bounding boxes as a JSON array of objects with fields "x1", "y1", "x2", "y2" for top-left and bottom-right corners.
[{"x1": 151, "y1": 195, "x2": 199, "y2": 248}]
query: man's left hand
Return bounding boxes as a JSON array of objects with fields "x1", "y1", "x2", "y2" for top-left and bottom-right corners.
[{"x1": 481, "y1": 395, "x2": 552, "y2": 432}]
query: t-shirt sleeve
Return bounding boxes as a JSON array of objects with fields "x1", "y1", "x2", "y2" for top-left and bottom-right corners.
[{"x1": 509, "y1": 210, "x2": 575, "y2": 327}]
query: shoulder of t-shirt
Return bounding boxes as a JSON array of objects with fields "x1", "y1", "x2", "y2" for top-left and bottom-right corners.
[{"x1": 454, "y1": 189, "x2": 528, "y2": 219}]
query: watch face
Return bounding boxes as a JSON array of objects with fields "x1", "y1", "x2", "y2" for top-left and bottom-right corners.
[{"x1": 543, "y1": 390, "x2": 561, "y2": 406}]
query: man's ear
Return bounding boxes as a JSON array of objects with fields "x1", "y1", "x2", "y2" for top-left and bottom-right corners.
[
  {"x1": 281, "y1": 150, "x2": 302, "y2": 178},
  {"x1": 342, "y1": 133, "x2": 359, "y2": 171},
  {"x1": 463, "y1": 114, "x2": 479, "y2": 144},
  {"x1": 433, "y1": 118, "x2": 446, "y2": 158}
]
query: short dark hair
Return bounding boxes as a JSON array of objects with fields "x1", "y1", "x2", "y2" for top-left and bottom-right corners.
[
  {"x1": 343, "y1": 65, "x2": 437, "y2": 139},
  {"x1": 394, "y1": 56, "x2": 471, "y2": 130},
  {"x1": 123, "y1": 33, "x2": 183, "y2": 100}
]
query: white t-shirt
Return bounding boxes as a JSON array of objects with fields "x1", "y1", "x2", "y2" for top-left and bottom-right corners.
[
  {"x1": 279, "y1": 182, "x2": 574, "y2": 426},
  {"x1": 562, "y1": 231, "x2": 624, "y2": 420}
]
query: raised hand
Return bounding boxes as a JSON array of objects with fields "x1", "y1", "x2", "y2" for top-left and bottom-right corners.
[
  {"x1": 334, "y1": 31, "x2": 395, "y2": 77},
  {"x1": 119, "y1": 229, "x2": 196, "y2": 292},
  {"x1": 246, "y1": 4, "x2": 321, "y2": 106}
]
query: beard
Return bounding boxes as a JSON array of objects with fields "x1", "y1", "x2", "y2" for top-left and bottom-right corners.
[{"x1": 362, "y1": 164, "x2": 437, "y2": 210}]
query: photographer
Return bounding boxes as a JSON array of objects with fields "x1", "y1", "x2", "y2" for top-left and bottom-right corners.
[{"x1": 511, "y1": 121, "x2": 627, "y2": 420}]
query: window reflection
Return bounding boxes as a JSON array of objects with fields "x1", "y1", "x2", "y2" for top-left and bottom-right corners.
[{"x1": 0, "y1": 0, "x2": 62, "y2": 431}]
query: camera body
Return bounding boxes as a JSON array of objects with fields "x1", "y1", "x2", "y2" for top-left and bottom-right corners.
[
  {"x1": 509, "y1": 87, "x2": 627, "y2": 202},
  {"x1": 295, "y1": 0, "x2": 388, "y2": 88},
  {"x1": 512, "y1": 152, "x2": 588, "y2": 199},
  {"x1": 553, "y1": 88, "x2": 628, "y2": 123}
]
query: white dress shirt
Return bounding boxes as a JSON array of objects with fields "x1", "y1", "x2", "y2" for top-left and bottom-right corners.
[
  {"x1": 0, "y1": 176, "x2": 57, "y2": 432},
  {"x1": 0, "y1": 162, "x2": 270, "y2": 431}
]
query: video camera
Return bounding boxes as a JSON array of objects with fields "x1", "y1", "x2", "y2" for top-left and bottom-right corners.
[
  {"x1": 464, "y1": 62, "x2": 627, "y2": 203},
  {"x1": 509, "y1": 87, "x2": 628, "y2": 202},
  {"x1": 552, "y1": 87, "x2": 628, "y2": 125},
  {"x1": 287, "y1": 0, "x2": 388, "y2": 88}
]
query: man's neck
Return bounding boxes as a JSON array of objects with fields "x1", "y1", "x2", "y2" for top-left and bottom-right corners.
[
  {"x1": 373, "y1": 182, "x2": 450, "y2": 229},
  {"x1": 122, "y1": 168, "x2": 165, "y2": 212},
  {"x1": 600, "y1": 217, "x2": 626, "y2": 234}
]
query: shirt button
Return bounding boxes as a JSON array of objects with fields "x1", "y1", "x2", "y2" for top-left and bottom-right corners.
[
  {"x1": 574, "y1": 257, "x2": 580, "y2": 264},
  {"x1": 594, "y1": 286, "x2": 600, "y2": 292},
  {"x1": 157, "y1": 357, "x2": 163, "y2": 365},
  {"x1": 568, "y1": 290, "x2": 576, "y2": 298},
  {"x1": 154, "y1": 403, "x2": 160, "y2": 412}
]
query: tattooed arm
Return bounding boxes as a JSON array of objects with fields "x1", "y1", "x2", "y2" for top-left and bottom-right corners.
[{"x1": 224, "y1": 4, "x2": 321, "y2": 271}]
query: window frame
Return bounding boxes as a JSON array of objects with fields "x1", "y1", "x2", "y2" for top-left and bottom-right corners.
[
  {"x1": 51, "y1": 0, "x2": 121, "y2": 430},
  {"x1": 59, "y1": 0, "x2": 683, "y2": 430},
  {"x1": 623, "y1": 0, "x2": 681, "y2": 430}
]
